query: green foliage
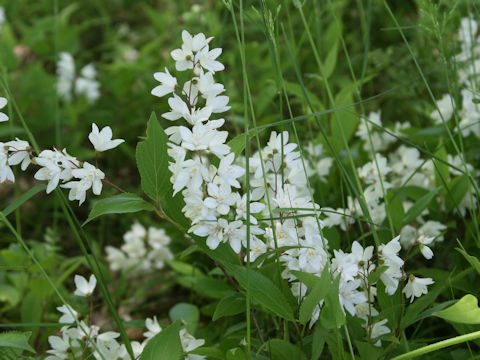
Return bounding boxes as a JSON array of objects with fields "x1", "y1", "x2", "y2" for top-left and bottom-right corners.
[
  {"x1": 140, "y1": 321, "x2": 182, "y2": 360},
  {"x1": 136, "y1": 112, "x2": 171, "y2": 205},
  {"x1": 223, "y1": 263, "x2": 295, "y2": 321},
  {"x1": 268, "y1": 339, "x2": 307, "y2": 360},
  {"x1": 0, "y1": 331, "x2": 35, "y2": 353},
  {"x1": 84, "y1": 193, "x2": 155, "y2": 225},
  {"x1": 435, "y1": 295, "x2": 480, "y2": 325}
]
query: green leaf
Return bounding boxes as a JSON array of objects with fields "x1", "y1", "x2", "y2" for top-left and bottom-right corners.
[
  {"x1": 139, "y1": 321, "x2": 182, "y2": 360},
  {"x1": 160, "y1": 187, "x2": 189, "y2": 229},
  {"x1": 311, "y1": 325, "x2": 327, "y2": 360},
  {"x1": 402, "y1": 187, "x2": 440, "y2": 225},
  {"x1": 445, "y1": 175, "x2": 470, "y2": 212},
  {"x1": 223, "y1": 263, "x2": 295, "y2": 321},
  {"x1": 320, "y1": 275, "x2": 345, "y2": 329},
  {"x1": 83, "y1": 193, "x2": 155, "y2": 225},
  {"x1": 367, "y1": 265, "x2": 388, "y2": 284},
  {"x1": 434, "y1": 294, "x2": 480, "y2": 324},
  {"x1": 226, "y1": 348, "x2": 247, "y2": 360},
  {"x1": 434, "y1": 146, "x2": 449, "y2": 190},
  {"x1": 456, "y1": 247, "x2": 480, "y2": 276},
  {"x1": 268, "y1": 339, "x2": 307, "y2": 360},
  {"x1": 355, "y1": 341, "x2": 382, "y2": 359},
  {"x1": 136, "y1": 112, "x2": 171, "y2": 204},
  {"x1": 169, "y1": 303, "x2": 199, "y2": 334},
  {"x1": 0, "y1": 331, "x2": 35, "y2": 353},
  {"x1": 322, "y1": 41, "x2": 338, "y2": 79},
  {"x1": 0, "y1": 284, "x2": 20, "y2": 307},
  {"x1": 1, "y1": 184, "x2": 46, "y2": 217},
  {"x1": 213, "y1": 293, "x2": 246, "y2": 321},
  {"x1": 299, "y1": 266, "x2": 331, "y2": 324},
  {"x1": 386, "y1": 190, "x2": 404, "y2": 233}
]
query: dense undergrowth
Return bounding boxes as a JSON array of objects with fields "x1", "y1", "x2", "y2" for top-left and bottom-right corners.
[{"x1": 1, "y1": 1, "x2": 480, "y2": 359}]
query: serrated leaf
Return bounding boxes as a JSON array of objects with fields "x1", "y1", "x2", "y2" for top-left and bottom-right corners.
[
  {"x1": 0, "y1": 331, "x2": 35, "y2": 353},
  {"x1": 213, "y1": 293, "x2": 246, "y2": 321},
  {"x1": 434, "y1": 294, "x2": 480, "y2": 324},
  {"x1": 83, "y1": 193, "x2": 155, "y2": 225},
  {"x1": 136, "y1": 112, "x2": 171, "y2": 204},
  {"x1": 139, "y1": 321, "x2": 182, "y2": 360},
  {"x1": 223, "y1": 263, "x2": 295, "y2": 321}
]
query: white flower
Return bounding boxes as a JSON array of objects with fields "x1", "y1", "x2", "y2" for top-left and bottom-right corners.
[
  {"x1": 331, "y1": 250, "x2": 358, "y2": 282},
  {"x1": 198, "y1": 45, "x2": 224, "y2": 73},
  {"x1": 105, "y1": 246, "x2": 127, "y2": 271},
  {"x1": 431, "y1": 94, "x2": 455, "y2": 123},
  {"x1": 34, "y1": 149, "x2": 80, "y2": 193},
  {"x1": 402, "y1": 275, "x2": 434, "y2": 303},
  {"x1": 339, "y1": 279, "x2": 368, "y2": 316},
  {"x1": 74, "y1": 274, "x2": 97, "y2": 297},
  {"x1": 235, "y1": 194, "x2": 265, "y2": 224},
  {"x1": 0, "y1": 144, "x2": 14, "y2": 183},
  {"x1": 80, "y1": 64, "x2": 96, "y2": 79},
  {"x1": 245, "y1": 236, "x2": 267, "y2": 262},
  {"x1": 179, "y1": 328, "x2": 206, "y2": 360},
  {"x1": 6, "y1": 138, "x2": 31, "y2": 170},
  {"x1": 380, "y1": 265, "x2": 403, "y2": 295},
  {"x1": 379, "y1": 235, "x2": 404, "y2": 269},
  {"x1": 148, "y1": 227, "x2": 171, "y2": 249},
  {"x1": 182, "y1": 30, "x2": 212, "y2": 52},
  {"x1": 351, "y1": 241, "x2": 375, "y2": 275},
  {"x1": 88, "y1": 123, "x2": 125, "y2": 152},
  {"x1": 75, "y1": 64, "x2": 100, "y2": 103},
  {"x1": 152, "y1": 68, "x2": 177, "y2": 98},
  {"x1": 0, "y1": 97, "x2": 8, "y2": 122},
  {"x1": 216, "y1": 152, "x2": 245, "y2": 189},
  {"x1": 370, "y1": 319, "x2": 390, "y2": 345},
  {"x1": 46, "y1": 333, "x2": 70, "y2": 359},
  {"x1": 62, "y1": 162, "x2": 105, "y2": 205},
  {"x1": 418, "y1": 234, "x2": 434, "y2": 260},
  {"x1": 57, "y1": 304, "x2": 78, "y2": 324},
  {"x1": 57, "y1": 52, "x2": 75, "y2": 101},
  {"x1": 144, "y1": 316, "x2": 162, "y2": 340}
]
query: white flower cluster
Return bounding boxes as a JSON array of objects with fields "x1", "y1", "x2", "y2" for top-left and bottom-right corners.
[
  {"x1": 105, "y1": 221, "x2": 173, "y2": 273},
  {"x1": 152, "y1": 30, "x2": 440, "y2": 345},
  {"x1": 46, "y1": 274, "x2": 205, "y2": 359},
  {"x1": 57, "y1": 52, "x2": 100, "y2": 103},
  {"x1": 0, "y1": 115, "x2": 123, "y2": 205},
  {"x1": 152, "y1": 30, "x2": 256, "y2": 252}
]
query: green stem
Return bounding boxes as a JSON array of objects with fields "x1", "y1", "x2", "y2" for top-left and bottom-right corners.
[{"x1": 392, "y1": 330, "x2": 480, "y2": 360}]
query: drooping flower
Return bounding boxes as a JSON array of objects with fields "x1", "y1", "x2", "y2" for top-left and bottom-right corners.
[{"x1": 402, "y1": 275, "x2": 434, "y2": 303}]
